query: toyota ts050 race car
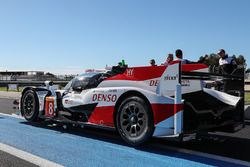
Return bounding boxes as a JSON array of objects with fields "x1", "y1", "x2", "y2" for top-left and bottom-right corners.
[{"x1": 20, "y1": 61, "x2": 245, "y2": 146}]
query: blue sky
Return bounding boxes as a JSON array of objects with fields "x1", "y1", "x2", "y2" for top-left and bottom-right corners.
[{"x1": 0, "y1": 0, "x2": 249, "y2": 74}]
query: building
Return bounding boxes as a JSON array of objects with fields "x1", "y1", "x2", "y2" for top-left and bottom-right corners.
[{"x1": 0, "y1": 71, "x2": 45, "y2": 81}]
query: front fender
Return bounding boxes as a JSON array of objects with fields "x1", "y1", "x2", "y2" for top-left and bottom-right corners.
[{"x1": 20, "y1": 87, "x2": 52, "y2": 116}]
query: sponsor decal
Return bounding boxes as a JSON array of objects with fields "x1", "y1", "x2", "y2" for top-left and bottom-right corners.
[
  {"x1": 64, "y1": 99, "x2": 74, "y2": 105},
  {"x1": 93, "y1": 90, "x2": 105, "y2": 93},
  {"x1": 181, "y1": 80, "x2": 190, "y2": 86},
  {"x1": 149, "y1": 80, "x2": 159, "y2": 86},
  {"x1": 92, "y1": 94, "x2": 117, "y2": 102},
  {"x1": 126, "y1": 69, "x2": 134, "y2": 76},
  {"x1": 108, "y1": 89, "x2": 118, "y2": 93},
  {"x1": 164, "y1": 74, "x2": 179, "y2": 81}
]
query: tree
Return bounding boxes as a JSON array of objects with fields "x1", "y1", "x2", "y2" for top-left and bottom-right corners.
[
  {"x1": 236, "y1": 55, "x2": 246, "y2": 66},
  {"x1": 199, "y1": 53, "x2": 246, "y2": 67}
]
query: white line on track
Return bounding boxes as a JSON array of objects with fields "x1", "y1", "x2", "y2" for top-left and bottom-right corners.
[
  {"x1": 0, "y1": 113, "x2": 63, "y2": 166},
  {"x1": 0, "y1": 112, "x2": 24, "y2": 119},
  {"x1": 0, "y1": 143, "x2": 64, "y2": 167}
]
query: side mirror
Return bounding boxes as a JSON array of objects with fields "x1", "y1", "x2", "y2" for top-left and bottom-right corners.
[{"x1": 44, "y1": 81, "x2": 53, "y2": 89}]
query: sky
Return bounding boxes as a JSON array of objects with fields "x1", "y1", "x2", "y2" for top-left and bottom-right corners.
[{"x1": 0, "y1": 0, "x2": 249, "y2": 75}]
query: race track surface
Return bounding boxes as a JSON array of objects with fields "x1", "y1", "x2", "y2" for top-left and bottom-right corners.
[
  {"x1": 0, "y1": 97, "x2": 250, "y2": 167},
  {"x1": 0, "y1": 115, "x2": 249, "y2": 167}
]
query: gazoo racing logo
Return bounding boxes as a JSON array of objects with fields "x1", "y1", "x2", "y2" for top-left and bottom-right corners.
[
  {"x1": 164, "y1": 74, "x2": 179, "y2": 81},
  {"x1": 92, "y1": 94, "x2": 117, "y2": 102},
  {"x1": 126, "y1": 69, "x2": 134, "y2": 76}
]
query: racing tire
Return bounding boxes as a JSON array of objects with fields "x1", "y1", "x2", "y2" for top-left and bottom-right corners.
[
  {"x1": 21, "y1": 90, "x2": 39, "y2": 122},
  {"x1": 116, "y1": 96, "x2": 154, "y2": 146}
]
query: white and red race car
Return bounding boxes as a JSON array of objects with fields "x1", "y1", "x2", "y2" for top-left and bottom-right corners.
[{"x1": 20, "y1": 61, "x2": 245, "y2": 145}]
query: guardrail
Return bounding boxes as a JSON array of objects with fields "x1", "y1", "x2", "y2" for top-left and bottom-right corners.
[{"x1": 0, "y1": 80, "x2": 69, "y2": 91}]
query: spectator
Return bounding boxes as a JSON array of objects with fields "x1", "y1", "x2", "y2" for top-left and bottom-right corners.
[
  {"x1": 162, "y1": 53, "x2": 173, "y2": 66},
  {"x1": 150, "y1": 59, "x2": 157, "y2": 66},
  {"x1": 175, "y1": 49, "x2": 189, "y2": 64},
  {"x1": 217, "y1": 49, "x2": 237, "y2": 74},
  {"x1": 118, "y1": 62, "x2": 123, "y2": 67},
  {"x1": 197, "y1": 54, "x2": 209, "y2": 64}
]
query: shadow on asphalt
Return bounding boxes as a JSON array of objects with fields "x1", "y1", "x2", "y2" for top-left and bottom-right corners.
[{"x1": 20, "y1": 121, "x2": 250, "y2": 166}]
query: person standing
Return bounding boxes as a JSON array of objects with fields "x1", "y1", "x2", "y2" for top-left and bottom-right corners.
[
  {"x1": 162, "y1": 53, "x2": 173, "y2": 66},
  {"x1": 149, "y1": 59, "x2": 157, "y2": 66},
  {"x1": 217, "y1": 49, "x2": 239, "y2": 92},
  {"x1": 175, "y1": 49, "x2": 188, "y2": 64},
  {"x1": 217, "y1": 49, "x2": 237, "y2": 74}
]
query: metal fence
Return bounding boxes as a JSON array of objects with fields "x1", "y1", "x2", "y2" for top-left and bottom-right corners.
[{"x1": 0, "y1": 80, "x2": 68, "y2": 91}]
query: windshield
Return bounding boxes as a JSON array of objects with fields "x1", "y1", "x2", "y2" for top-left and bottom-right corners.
[
  {"x1": 64, "y1": 72, "x2": 101, "y2": 91},
  {"x1": 64, "y1": 80, "x2": 73, "y2": 90}
]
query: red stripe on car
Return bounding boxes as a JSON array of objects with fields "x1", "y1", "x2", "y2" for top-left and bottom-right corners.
[
  {"x1": 152, "y1": 103, "x2": 183, "y2": 124},
  {"x1": 106, "y1": 64, "x2": 208, "y2": 81},
  {"x1": 88, "y1": 104, "x2": 183, "y2": 127}
]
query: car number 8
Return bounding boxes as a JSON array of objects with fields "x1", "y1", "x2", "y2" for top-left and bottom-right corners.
[{"x1": 48, "y1": 102, "x2": 54, "y2": 115}]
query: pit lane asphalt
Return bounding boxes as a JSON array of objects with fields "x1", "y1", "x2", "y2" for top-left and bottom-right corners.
[
  {"x1": 0, "y1": 98, "x2": 37, "y2": 167},
  {"x1": 0, "y1": 150, "x2": 37, "y2": 167},
  {"x1": 0, "y1": 97, "x2": 250, "y2": 166}
]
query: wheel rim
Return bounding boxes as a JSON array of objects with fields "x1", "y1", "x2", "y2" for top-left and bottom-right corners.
[
  {"x1": 23, "y1": 93, "x2": 35, "y2": 118},
  {"x1": 120, "y1": 102, "x2": 148, "y2": 138}
]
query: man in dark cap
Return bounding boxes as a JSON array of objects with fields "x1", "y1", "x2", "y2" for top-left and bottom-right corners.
[
  {"x1": 217, "y1": 49, "x2": 237, "y2": 74},
  {"x1": 150, "y1": 59, "x2": 157, "y2": 66},
  {"x1": 175, "y1": 49, "x2": 189, "y2": 64}
]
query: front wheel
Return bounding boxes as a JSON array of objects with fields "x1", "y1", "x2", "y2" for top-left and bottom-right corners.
[
  {"x1": 116, "y1": 96, "x2": 154, "y2": 146},
  {"x1": 21, "y1": 90, "x2": 39, "y2": 122}
]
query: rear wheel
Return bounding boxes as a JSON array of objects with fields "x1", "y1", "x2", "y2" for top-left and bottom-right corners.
[
  {"x1": 116, "y1": 96, "x2": 154, "y2": 146},
  {"x1": 21, "y1": 90, "x2": 39, "y2": 122}
]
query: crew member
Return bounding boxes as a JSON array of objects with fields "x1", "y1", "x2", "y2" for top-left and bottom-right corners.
[
  {"x1": 217, "y1": 49, "x2": 237, "y2": 74},
  {"x1": 175, "y1": 49, "x2": 189, "y2": 64},
  {"x1": 150, "y1": 59, "x2": 157, "y2": 66},
  {"x1": 162, "y1": 53, "x2": 173, "y2": 66}
]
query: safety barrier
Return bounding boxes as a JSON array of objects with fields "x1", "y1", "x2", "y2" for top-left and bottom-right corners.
[{"x1": 0, "y1": 80, "x2": 68, "y2": 92}]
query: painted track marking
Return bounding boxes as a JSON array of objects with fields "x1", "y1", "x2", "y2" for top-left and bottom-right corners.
[{"x1": 0, "y1": 143, "x2": 63, "y2": 167}]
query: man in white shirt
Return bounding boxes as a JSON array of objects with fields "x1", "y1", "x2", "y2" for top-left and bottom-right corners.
[{"x1": 217, "y1": 49, "x2": 237, "y2": 74}]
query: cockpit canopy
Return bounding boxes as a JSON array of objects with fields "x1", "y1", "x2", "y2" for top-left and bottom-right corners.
[{"x1": 64, "y1": 72, "x2": 102, "y2": 91}]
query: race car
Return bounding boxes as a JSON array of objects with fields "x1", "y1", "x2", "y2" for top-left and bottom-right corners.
[{"x1": 20, "y1": 61, "x2": 245, "y2": 146}]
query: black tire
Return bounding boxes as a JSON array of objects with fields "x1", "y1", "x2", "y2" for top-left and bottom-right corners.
[
  {"x1": 116, "y1": 96, "x2": 154, "y2": 146},
  {"x1": 21, "y1": 90, "x2": 39, "y2": 122}
]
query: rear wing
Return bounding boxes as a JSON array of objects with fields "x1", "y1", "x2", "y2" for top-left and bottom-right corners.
[
  {"x1": 157, "y1": 62, "x2": 245, "y2": 97},
  {"x1": 155, "y1": 63, "x2": 245, "y2": 137},
  {"x1": 182, "y1": 69, "x2": 245, "y2": 97},
  {"x1": 182, "y1": 70, "x2": 244, "y2": 81}
]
